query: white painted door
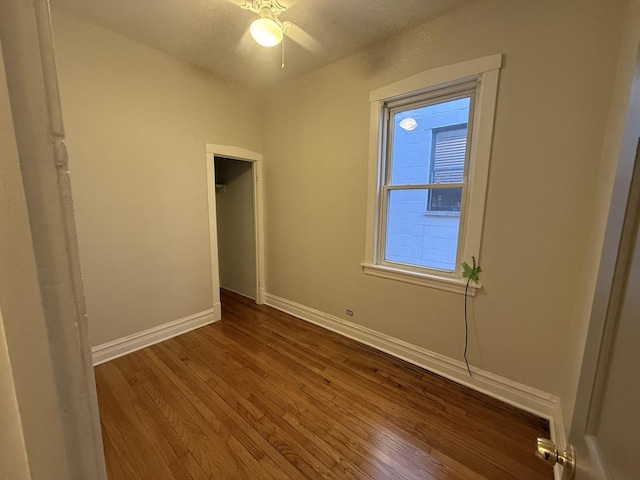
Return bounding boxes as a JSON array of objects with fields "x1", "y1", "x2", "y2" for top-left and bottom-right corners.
[
  {"x1": 569, "y1": 45, "x2": 640, "y2": 480},
  {"x1": 589, "y1": 197, "x2": 640, "y2": 478}
]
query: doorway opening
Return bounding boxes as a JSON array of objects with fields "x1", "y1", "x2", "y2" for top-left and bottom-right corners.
[
  {"x1": 215, "y1": 157, "x2": 256, "y2": 299},
  {"x1": 205, "y1": 145, "x2": 265, "y2": 316}
]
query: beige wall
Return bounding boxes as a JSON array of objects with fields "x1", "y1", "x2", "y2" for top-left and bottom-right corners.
[
  {"x1": 51, "y1": 10, "x2": 262, "y2": 346},
  {"x1": 261, "y1": 0, "x2": 627, "y2": 404},
  {"x1": 0, "y1": 314, "x2": 30, "y2": 480},
  {"x1": 0, "y1": 41, "x2": 30, "y2": 480},
  {"x1": 215, "y1": 158, "x2": 256, "y2": 299},
  {"x1": 564, "y1": 1, "x2": 640, "y2": 435}
]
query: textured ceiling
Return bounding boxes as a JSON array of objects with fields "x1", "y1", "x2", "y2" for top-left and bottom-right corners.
[{"x1": 52, "y1": 0, "x2": 473, "y2": 90}]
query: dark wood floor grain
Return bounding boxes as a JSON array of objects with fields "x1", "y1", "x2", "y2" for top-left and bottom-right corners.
[{"x1": 95, "y1": 289, "x2": 551, "y2": 479}]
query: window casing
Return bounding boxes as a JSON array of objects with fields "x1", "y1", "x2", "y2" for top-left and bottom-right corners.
[{"x1": 362, "y1": 55, "x2": 502, "y2": 295}]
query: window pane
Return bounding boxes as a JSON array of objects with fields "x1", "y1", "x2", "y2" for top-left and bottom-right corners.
[
  {"x1": 390, "y1": 96, "x2": 470, "y2": 186},
  {"x1": 385, "y1": 189, "x2": 461, "y2": 271},
  {"x1": 427, "y1": 187, "x2": 462, "y2": 212}
]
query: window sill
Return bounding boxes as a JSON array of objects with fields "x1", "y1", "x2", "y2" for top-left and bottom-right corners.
[{"x1": 361, "y1": 263, "x2": 480, "y2": 296}]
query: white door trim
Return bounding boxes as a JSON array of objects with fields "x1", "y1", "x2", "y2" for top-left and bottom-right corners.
[{"x1": 205, "y1": 144, "x2": 266, "y2": 304}]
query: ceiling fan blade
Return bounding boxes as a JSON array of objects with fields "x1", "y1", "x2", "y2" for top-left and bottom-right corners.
[{"x1": 284, "y1": 23, "x2": 323, "y2": 55}]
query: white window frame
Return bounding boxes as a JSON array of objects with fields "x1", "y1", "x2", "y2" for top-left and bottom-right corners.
[{"x1": 362, "y1": 54, "x2": 502, "y2": 295}]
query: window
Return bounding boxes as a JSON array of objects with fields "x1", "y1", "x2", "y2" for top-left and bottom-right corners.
[
  {"x1": 384, "y1": 94, "x2": 472, "y2": 272},
  {"x1": 362, "y1": 55, "x2": 502, "y2": 295}
]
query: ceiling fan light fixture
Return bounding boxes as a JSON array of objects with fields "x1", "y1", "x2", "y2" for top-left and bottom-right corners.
[{"x1": 250, "y1": 17, "x2": 283, "y2": 47}]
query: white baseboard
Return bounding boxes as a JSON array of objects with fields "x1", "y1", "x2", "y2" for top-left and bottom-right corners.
[
  {"x1": 92, "y1": 304, "x2": 221, "y2": 366},
  {"x1": 265, "y1": 293, "x2": 564, "y2": 435}
]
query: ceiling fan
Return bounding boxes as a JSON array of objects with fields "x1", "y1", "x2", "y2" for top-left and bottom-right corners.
[
  {"x1": 241, "y1": 0, "x2": 288, "y2": 47},
  {"x1": 238, "y1": 0, "x2": 322, "y2": 67}
]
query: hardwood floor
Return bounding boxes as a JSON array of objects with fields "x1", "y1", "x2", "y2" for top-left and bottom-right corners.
[{"x1": 95, "y1": 289, "x2": 551, "y2": 479}]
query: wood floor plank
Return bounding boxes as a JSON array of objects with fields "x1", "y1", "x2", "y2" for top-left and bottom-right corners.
[
  {"x1": 169, "y1": 452, "x2": 210, "y2": 480},
  {"x1": 96, "y1": 364, "x2": 177, "y2": 479},
  {"x1": 94, "y1": 289, "x2": 552, "y2": 480},
  {"x1": 161, "y1": 335, "x2": 312, "y2": 479},
  {"x1": 174, "y1": 324, "x2": 437, "y2": 479},
  {"x1": 152, "y1": 342, "x2": 267, "y2": 462},
  {"x1": 173, "y1": 327, "x2": 423, "y2": 479},
  {"x1": 193, "y1": 312, "x2": 521, "y2": 478},
  {"x1": 228, "y1": 309, "x2": 532, "y2": 455},
  {"x1": 135, "y1": 351, "x2": 257, "y2": 479},
  {"x1": 100, "y1": 422, "x2": 128, "y2": 480}
]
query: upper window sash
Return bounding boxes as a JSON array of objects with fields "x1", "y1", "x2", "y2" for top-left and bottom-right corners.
[{"x1": 383, "y1": 89, "x2": 476, "y2": 189}]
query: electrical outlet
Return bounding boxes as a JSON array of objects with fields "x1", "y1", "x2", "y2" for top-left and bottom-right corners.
[{"x1": 346, "y1": 309, "x2": 354, "y2": 317}]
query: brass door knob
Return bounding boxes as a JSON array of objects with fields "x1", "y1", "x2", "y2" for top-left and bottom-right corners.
[{"x1": 535, "y1": 438, "x2": 576, "y2": 480}]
